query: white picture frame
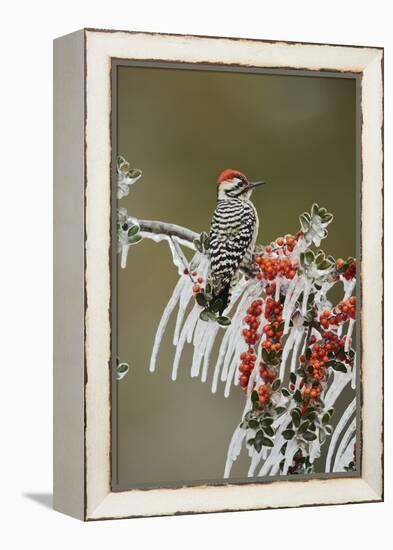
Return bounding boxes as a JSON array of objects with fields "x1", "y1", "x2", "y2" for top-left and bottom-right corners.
[{"x1": 53, "y1": 28, "x2": 383, "y2": 521}]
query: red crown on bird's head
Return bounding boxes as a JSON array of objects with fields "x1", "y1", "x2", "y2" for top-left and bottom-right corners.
[{"x1": 216, "y1": 169, "x2": 246, "y2": 184}]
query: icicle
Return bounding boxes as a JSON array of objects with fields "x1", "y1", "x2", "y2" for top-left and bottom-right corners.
[
  {"x1": 149, "y1": 277, "x2": 187, "y2": 372},
  {"x1": 345, "y1": 318, "x2": 355, "y2": 352},
  {"x1": 283, "y1": 277, "x2": 304, "y2": 335},
  {"x1": 275, "y1": 277, "x2": 281, "y2": 301},
  {"x1": 282, "y1": 276, "x2": 298, "y2": 317},
  {"x1": 171, "y1": 305, "x2": 200, "y2": 380},
  {"x1": 342, "y1": 277, "x2": 356, "y2": 301},
  {"x1": 301, "y1": 279, "x2": 312, "y2": 316},
  {"x1": 324, "y1": 369, "x2": 352, "y2": 409},
  {"x1": 282, "y1": 439, "x2": 298, "y2": 475},
  {"x1": 258, "y1": 410, "x2": 292, "y2": 476},
  {"x1": 201, "y1": 325, "x2": 220, "y2": 382},
  {"x1": 173, "y1": 283, "x2": 193, "y2": 345},
  {"x1": 290, "y1": 329, "x2": 304, "y2": 374},
  {"x1": 333, "y1": 417, "x2": 356, "y2": 472},
  {"x1": 351, "y1": 356, "x2": 357, "y2": 389},
  {"x1": 120, "y1": 244, "x2": 130, "y2": 269},
  {"x1": 224, "y1": 397, "x2": 253, "y2": 478},
  {"x1": 246, "y1": 365, "x2": 258, "y2": 395},
  {"x1": 248, "y1": 448, "x2": 263, "y2": 477},
  {"x1": 191, "y1": 319, "x2": 212, "y2": 378},
  {"x1": 337, "y1": 435, "x2": 356, "y2": 471},
  {"x1": 279, "y1": 328, "x2": 296, "y2": 381},
  {"x1": 224, "y1": 426, "x2": 248, "y2": 478},
  {"x1": 309, "y1": 440, "x2": 321, "y2": 463},
  {"x1": 325, "y1": 397, "x2": 356, "y2": 472}
]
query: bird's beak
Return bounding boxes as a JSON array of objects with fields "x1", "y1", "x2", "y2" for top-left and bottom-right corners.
[{"x1": 248, "y1": 180, "x2": 266, "y2": 190}]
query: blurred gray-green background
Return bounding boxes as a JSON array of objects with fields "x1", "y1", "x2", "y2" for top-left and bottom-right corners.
[{"x1": 115, "y1": 65, "x2": 357, "y2": 488}]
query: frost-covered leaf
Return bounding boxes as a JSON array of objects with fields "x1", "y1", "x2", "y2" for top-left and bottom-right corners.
[
  {"x1": 217, "y1": 316, "x2": 231, "y2": 326},
  {"x1": 199, "y1": 308, "x2": 211, "y2": 322},
  {"x1": 117, "y1": 155, "x2": 142, "y2": 199},
  {"x1": 116, "y1": 362, "x2": 129, "y2": 381},
  {"x1": 196, "y1": 293, "x2": 208, "y2": 307},
  {"x1": 283, "y1": 429, "x2": 295, "y2": 440}
]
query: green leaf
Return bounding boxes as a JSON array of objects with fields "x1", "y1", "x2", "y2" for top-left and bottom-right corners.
[
  {"x1": 200, "y1": 232, "x2": 209, "y2": 245},
  {"x1": 294, "y1": 389, "x2": 302, "y2": 403},
  {"x1": 319, "y1": 430, "x2": 327, "y2": 444},
  {"x1": 255, "y1": 430, "x2": 264, "y2": 443},
  {"x1": 305, "y1": 348, "x2": 311, "y2": 361},
  {"x1": 323, "y1": 213, "x2": 334, "y2": 224},
  {"x1": 318, "y1": 207, "x2": 327, "y2": 217},
  {"x1": 210, "y1": 297, "x2": 223, "y2": 313},
  {"x1": 262, "y1": 348, "x2": 270, "y2": 362},
  {"x1": 291, "y1": 409, "x2": 301, "y2": 427},
  {"x1": 129, "y1": 234, "x2": 142, "y2": 245},
  {"x1": 299, "y1": 214, "x2": 310, "y2": 232},
  {"x1": 199, "y1": 308, "x2": 211, "y2": 322},
  {"x1": 275, "y1": 406, "x2": 286, "y2": 415},
  {"x1": 280, "y1": 442, "x2": 288, "y2": 454},
  {"x1": 272, "y1": 378, "x2": 281, "y2": 392},
  {"x1": 196, "y1": 292, "x2": 208, "y2": 307},
  {"x1": 249, "y1": 419, "x2": 259, "y2": 430},
  {"x1": 332, "y1": 362, "x2": 347, "y2": 373},
  {"x1": 268, "y1": 350, "x2": 277, "y2": 362},
  {"x1": 217, "y1": 316, "x2": 231, "y2": 326},
  {"x1": 311, "y1": 203, "x2": 319, "y2": 217},
  {"x1": 264, "y1": 426, "x2": 274, "y2": 437},
  {"x1": 302, "y1": 408, "x2": 316, "y2": 421},
  {"x1": 117, "y1": 362, "x2": 129, "y2": 374},
  {"x1": 303, "y1": 431, "x2": 317, "y2": 441},
  {"x1": 322, "y1": 413, "x2": 331, "y2": 425},
  {"x1": 318, "y1": 260, "x2": 333, "y2": 271},
  {"x1": 304, "y1": 250, "x2": 315, "y2": 265},
  {"x1": 261, "y1": 417, "x2": 274, "y2": 426},
  {"x1": 127, "y1": 224, "x2": 140, "y2": 237},
  {"x1": 282, "y1": 429, "x2": 295, "y2": 440},
  {"x1": 315, "y1": 250, "x2": 325, "y2": 264},
  {"x1": 298, "y1": 421, "x2": 310, "y2": 434},
  {"x1": 251, "y1": 391, "x2": 259, "y2": 405},
  {"x1": 205, "y1": 283, "x2": 212, "y2": 296},
  {"x1": 193, "y1": 239, "x2": 202, "y2": 252},
  {"x1": 281, "y1": 388, "x2": 290, "y2": 397},
  {"x1": 289, "y1": 372, "x2": 297, "y2": 385},
  {"x1": 262, "y1": 437, "x2": 274, "y2": 447}
]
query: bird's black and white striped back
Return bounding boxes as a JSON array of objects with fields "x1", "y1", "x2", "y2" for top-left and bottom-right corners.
[{"x1": 209, "y1": 198, "x2": 258, "y2": 311}]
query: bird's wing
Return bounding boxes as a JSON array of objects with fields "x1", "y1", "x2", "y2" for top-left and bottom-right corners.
[{"x1": 209, "y1": 200, "x2": 256, "y2": 294}]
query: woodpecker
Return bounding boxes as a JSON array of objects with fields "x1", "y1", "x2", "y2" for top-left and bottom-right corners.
[{"x1": 209, "y1": 169, "x2": 265, "y2": 315}]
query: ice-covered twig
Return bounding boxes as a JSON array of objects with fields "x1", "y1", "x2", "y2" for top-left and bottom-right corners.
[{"x1": 325, "y1": 397, "x2": 356, "y2": 472}]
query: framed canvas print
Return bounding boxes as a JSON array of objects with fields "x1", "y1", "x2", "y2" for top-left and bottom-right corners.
[{"x1": 53, "y1": 29, "x2": 383, "y2": 520}]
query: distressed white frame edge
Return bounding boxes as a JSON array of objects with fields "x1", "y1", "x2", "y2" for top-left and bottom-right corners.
[{"x1": 84, "y1": 30, "x2": 383, "y2": 520}]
